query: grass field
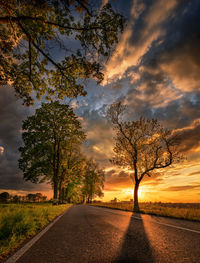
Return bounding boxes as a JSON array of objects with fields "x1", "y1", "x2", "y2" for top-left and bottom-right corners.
[
  {"x1": 0, "y1": 203, "x2": 72, "y2": 261},
  {"x1": 91, "y1": 202, "x2": 200, "y2": 221}
]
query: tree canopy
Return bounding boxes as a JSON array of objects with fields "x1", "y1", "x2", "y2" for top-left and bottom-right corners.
[
  {"x1": 0, "y1": 0, "x2": 125, "y2": 105},
  {"x1": 81, "y1": 159, "x2": 105, "y2": 203},
  {"x1": 19, "y1": 101, "x2": 85, "y2": 200},
  {"x1": 107, "y1": 101, "x2": 182, "y2": 211},
  {"x1": 58, "y1": 146, "x2": 85, "y2": 202},
  {"x1": 0, "y1": 192, "x2": 10, "y2": 203}
]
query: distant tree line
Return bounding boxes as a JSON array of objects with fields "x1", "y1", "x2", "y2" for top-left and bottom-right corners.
[{"x1": 0, "y1": 192, "x2": 47, "y2": 203}]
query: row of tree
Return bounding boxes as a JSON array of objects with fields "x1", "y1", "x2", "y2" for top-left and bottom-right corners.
[
  {"x1": 18, "y1": 101, "x2": 105, "y2": 204},
  {"x1": 0, "y1": 192, "x2": 47, "y2": 203},
  {"x1": 18, "y1": 100, "x2": 181, "y2": 211}
]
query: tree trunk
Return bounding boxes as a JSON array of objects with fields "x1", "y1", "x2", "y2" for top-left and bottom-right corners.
[
  {"x1": 58, "y1": 182, "x2": 62, "y2": 203},
  {"x1": 53, "y1": 181, "x2": 58, "y2": 200},
  {"x1": 61, "y1": 188, "x2": 65, "y2": 203},
  {"x1": 82, "y1": 196, "x2": 86, "y2": 204},
  {"x1": 134, "y1": 181, "x2": 140, "y2": 212}
]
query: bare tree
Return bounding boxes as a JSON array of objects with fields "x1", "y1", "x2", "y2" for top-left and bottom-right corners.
[{"x1": 107, "y1": 101, "x2": 182, "y2": 212}]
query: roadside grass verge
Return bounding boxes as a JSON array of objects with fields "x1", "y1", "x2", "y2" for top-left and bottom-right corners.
[
  {"x1": 0, "y1": 203, "x2": 72, "y2": 261},
  {"x1": 90, "y1": 202, "x2": 200, "y2": 221}
]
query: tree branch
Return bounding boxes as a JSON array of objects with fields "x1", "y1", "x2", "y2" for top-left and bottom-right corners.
[
  {"x1": 0, "y1": 15, "x2": 104, "y2": 30},
  {"x1": 0, "y1": 0, "x2": 12, "y2": 13},
  {"x1": 16, "y1": 20, "x2": 68, "y2": 77},
  {"x1": 28, "y1": 38, "x2": 32, "y2": 81},
  {"x1": 138, "y1": 138, "x2": 173, "y2": 182},
  {"x1": 75, "y1": 0, "x2": 92, "y2": 16},
  {"x1": 118, "y1": 122, "x2": 139, "y2": 182}
]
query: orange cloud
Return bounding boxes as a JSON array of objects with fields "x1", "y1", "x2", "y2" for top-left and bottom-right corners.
[
  {"x1": 176, "y1": 119, "x2": 200, "y2": 154},
  {"x1": 0, "y1": 146, "x2": 4, "y2": 154},
  {"x1": 160, "y1": 43, "x2": 200, "y2": 92},
  {"x1": 162, "y1": 185, "x2": 200, "y2": 191},
  {"x1": 104, "y1": 0, "x2": 179, "y2": 82}
]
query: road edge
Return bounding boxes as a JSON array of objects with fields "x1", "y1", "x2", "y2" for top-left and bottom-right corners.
[{"x1": 4, "y1": 205, "x2": 73, "y2": 263}]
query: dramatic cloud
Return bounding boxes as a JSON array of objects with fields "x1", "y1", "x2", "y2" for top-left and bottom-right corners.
[
  {"x1": 79, "y1": 107, "x2": 115, "y2": 167},
  {"x1": 105, "y1": 170, "x2": 132, "y2": 190},
  {"x1": 189, "y1": 171, "x2": 200, "y2": 176},
  {"x1": 1, "y1": 1, "x2": 200, "y2": 201},
  {"x1": 0, "y1": 146, "x2": 4, "y2": 154},
  {"x1": 163, "y1": 185, "x2": 200, "y2": 192},
  {"x1": 0, "y1": 85, "x2": 51, "y2": 193},
  {"x1": 177, "y1": 119, "x2": 200, "y2": 153},
  {"x1": 104, "y1": 0, "x2": 179, "y2": 81}
]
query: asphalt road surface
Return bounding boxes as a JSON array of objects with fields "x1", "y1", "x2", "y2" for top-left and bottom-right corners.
[{"x1": 15, "y1": 205, "x2": 200, "y2": 263}]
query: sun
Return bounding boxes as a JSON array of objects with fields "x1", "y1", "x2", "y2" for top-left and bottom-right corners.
[{"x1": 123, "y1": 188, "x2": 144, "y2": 200}]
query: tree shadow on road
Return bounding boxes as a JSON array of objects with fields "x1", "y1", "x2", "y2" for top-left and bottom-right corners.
[{"x1": 116, "y1": 213, "x2": 155, "y2": 263}]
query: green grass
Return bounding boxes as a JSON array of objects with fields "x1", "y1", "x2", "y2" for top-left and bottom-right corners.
[
  {"x1": 91, "y1": 202, "x2": 200, "y2": 221},
  {"x1": 0, "y1": 203, "x2": 72, "y2": 261}
]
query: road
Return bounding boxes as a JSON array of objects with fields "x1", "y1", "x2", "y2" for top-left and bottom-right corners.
[{"x1": 15, "y1": 205, "x2": 200, "y2": 263}]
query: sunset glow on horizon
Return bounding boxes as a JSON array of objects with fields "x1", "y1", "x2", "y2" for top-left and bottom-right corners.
[{"x1": 1, "y1": 0, "x2": 200, "y2": 203}]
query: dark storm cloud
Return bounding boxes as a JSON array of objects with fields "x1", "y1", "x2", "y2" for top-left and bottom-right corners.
[
  {"x1": 79, "y1": 106, "x2": 115, "y2": 167},
  {"x1": 177, "y1": 120, "x2": 200, "y2": 153},
  {"x1": 119, "y1": 92, "x2": 200, "y2": 155},
  {"x1": 105, "y1": 0, "x2": 181, "y2": 79},
  {"x1": 105, "y1": 0, "x2": 200, "y2": 123},
  {"x1": 122, "y1": 1, "x2": 200, "y2": 126},
  {"x1": 158, "y1": 0, "x2": 200, "y2": 90},
  {"x1": 129, "y1": 0, "x2": 200, "y2": 100},
  {"x1": 0, "y1": 85, "x2": 50, "y2": 192},
  {"x1": 144, "y1": 91, "x2": 200, "y2": 129}
]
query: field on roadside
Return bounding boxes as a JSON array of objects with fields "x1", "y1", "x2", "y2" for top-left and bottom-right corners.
[
  {"x1": 91, "y1": 202, "x2": 200, "y2": 221},
  {"x1": 0, "y1": 203, "x2": 72, "y2": 261}
]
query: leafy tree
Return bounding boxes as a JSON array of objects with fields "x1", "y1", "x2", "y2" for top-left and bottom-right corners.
[
  {"x1": 81, "y1": 159, "x2": 105, "y2": 203},
  {"x1": 0, "y1": 192, "x2": 10, "y2": 203},
  {"x1": 19, "y1": 101, "x2": 85, "y2": 200},
  {"x1": 42, "y1": 195, "x2": 47, "y2": 201},
  {"x1": 12, "y1": 195, "x2": 21, "y2": 203},
  {"x1": 26, "y1": 193, "x2": 36, "y2": 202},
  {"x1": 25, "y1": 193, "x2": 46, "y2": 202},
  {"x1": 65, "y1": 182, "x2": 82, "y2": 204},
  {"x1": 107, "y1": 102, "x2": 182, "y2": 212},
  {"x1": 0, "y1": 0, "x2": 125, "y2": 105},
  {"x1": 35, "y1": 192, "x2": 43, "y2": 202},
  {"x1": 58, "y1": 146, "x2": 85, "y2": 203}
]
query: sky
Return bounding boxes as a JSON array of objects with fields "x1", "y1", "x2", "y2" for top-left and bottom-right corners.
[{"x1": 0, "y1": 0, "x2": 200, "y2": 202}]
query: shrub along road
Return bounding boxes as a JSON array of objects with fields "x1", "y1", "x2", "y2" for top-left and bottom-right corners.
[{"x1": 11, "y1": 205, "x2": 200, "y2": 263}]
